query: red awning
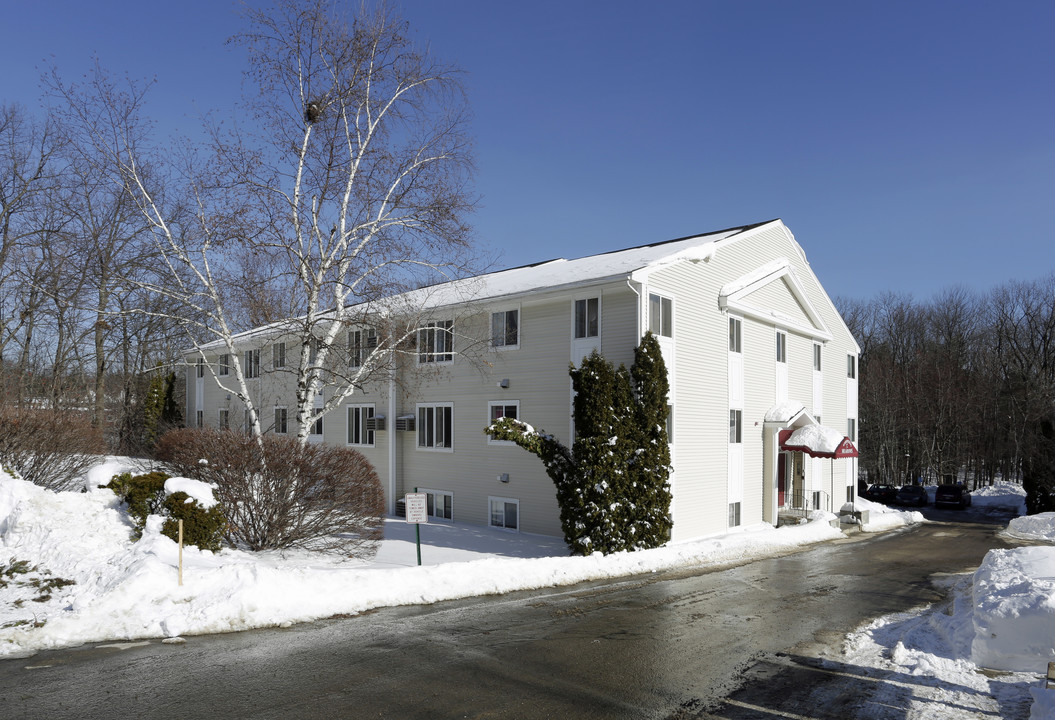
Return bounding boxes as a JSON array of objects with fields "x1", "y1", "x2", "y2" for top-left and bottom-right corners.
[{"x1": 779, "y1": 427, "x2": 858, "y2": 459}]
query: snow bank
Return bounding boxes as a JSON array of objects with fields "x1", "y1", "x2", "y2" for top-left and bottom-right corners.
[
  {"x1": 971, "y1": 547, "x2": 1055, "y2": 672},
  {"x1": 852, "y1": 496, "x2": 926, "y2": 533},
  {"x1": 1004, "y1": 512, "x2": 1055, "y2": 542}
]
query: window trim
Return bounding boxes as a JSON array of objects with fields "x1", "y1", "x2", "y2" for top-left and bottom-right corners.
[
  {"x1": 648, "y1": 292, "x2": 673, "y2": 338},
  {"x1": 488, "y1": 496, "x2": 520, "y2": 532},
  {"x1": 729, "y1": 316, "x2": 742, "y2": 354},
  {"x1": 574, "y1": 297, "x2": 600, "y2": 339},
  {"x1": 419, "y1": 488, "x2": 453, "y2": 522},
  {"x1": 244, "y1": 348, "x2": 260, "y2": 379},
  {"x1": 274, "y1": 406, "x2": 288, "y2": 435},
  {"x1": 729, "y1": 409, "x2": 743, "y2": 444},
  {"x1": 273, "y1": 342, "x2": 286, "y2": 369},
  {"x1": 776, "y1": 330, "x2": 787, "y2": 364},
  {"x1": 218, "y1": 353, "x2": 230, "y2": 376},
  {"x1": 728, "y1": 501, "x2": 741, "y2": 528},
  {"x1": 847, "y1": 354, "x2": 857, "y2": 379},
  {"x1": 487, "y1": 400, "x2": 520, "y2": 446},
  {"x1": 417, "y1": 402, "x2": 454, "y2": 451},
  {"x1": 348, "y1": 327, "x2": 377, "y2": 369},
  {"x1": 813, "y1": 343, "x2": 822, "y2": 372},
  {"x1": 346, "y1": 403, "x2": 376, "y2": 447},
  {"x1": 490, "y1": 307, "x2": 520, "y2": 350},
  {"x1": 418, "y1": 320, "x2": 454, "y2": 364}
]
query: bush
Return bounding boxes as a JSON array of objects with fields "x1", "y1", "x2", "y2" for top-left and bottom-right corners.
[
  {"x1": 106, "y1": 471, "x2": 168, "y2": 537},
  {"x1": 156, "y1": 428, "x2": 384, "y2": 556},
  {"x1": 162, "y1": 491, "x2": 226, "y2": 553},
  {"x1": 107, "y1": 470, "x2": 226, "y2": 552},
  {"x1": 0, "y1": 408, "x2": 104, "y2": 491}
]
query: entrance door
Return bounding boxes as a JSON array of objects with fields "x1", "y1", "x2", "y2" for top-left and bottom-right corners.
[{"x1": 791, "y1": 452, "x2": 805, "y2": 508}]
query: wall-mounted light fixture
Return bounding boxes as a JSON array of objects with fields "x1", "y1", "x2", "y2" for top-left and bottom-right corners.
[
  {"x1": 498, "y1": 473, "x2": 510, "y2": 483},
  {"x1": 498, "y1": 378, "x2": 510, "y2": 388}
]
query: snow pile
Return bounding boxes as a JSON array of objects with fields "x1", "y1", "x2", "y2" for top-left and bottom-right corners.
[
  {"x1": 971, "y1": 546, "x2": 1055, "y2": 673},
  {"x1": 1004, "y1": 512, "x2": 1055, "y2": 542},
  {"x1": 0, "y1": 463, "x2": 852, "y2": 658},
  {"x1": 974, "y1": 480, "x2": 1028, "y2": 514},
  {"x1": 852, "y1": 496, "x2": 926, "y2": 533},
  {"x1": 842, "y1": 574, "x2": 1038, "y2": 718}
]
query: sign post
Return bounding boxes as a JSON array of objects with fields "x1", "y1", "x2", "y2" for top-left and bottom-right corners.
[{"x1": 404, "y1": 491, "x2": 428, "y2": 566}]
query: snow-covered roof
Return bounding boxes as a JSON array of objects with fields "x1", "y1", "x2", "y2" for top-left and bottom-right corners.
[
  {"x1": 401, "y1": 220, "x2": 771, "y2": 310},
  {"x1": 784, "y1": 424, "x2": 848, "y2": 456}
]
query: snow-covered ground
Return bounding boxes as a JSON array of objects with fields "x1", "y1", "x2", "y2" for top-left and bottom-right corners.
[{"x1": 1, "y1": 459, "x2": 1052, "y2": 718}]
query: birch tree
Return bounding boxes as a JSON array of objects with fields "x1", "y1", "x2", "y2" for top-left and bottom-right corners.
[{"x1": 95, "y1": 0, "x2": 476, "y2": 444}]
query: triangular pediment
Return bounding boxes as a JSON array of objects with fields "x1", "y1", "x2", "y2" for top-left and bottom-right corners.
[{"x1": 719, "y1": 258, "x2": 832, "y2": 341}]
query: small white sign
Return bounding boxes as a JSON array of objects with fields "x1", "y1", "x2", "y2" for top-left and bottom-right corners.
[{"x1": 405, "y1": 493, "x2": 428, "y2": 524}]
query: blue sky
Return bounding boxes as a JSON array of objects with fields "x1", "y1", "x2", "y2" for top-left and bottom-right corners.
[{"x1": 3, "y1": 0, "x2": 1053, "y2": 302}]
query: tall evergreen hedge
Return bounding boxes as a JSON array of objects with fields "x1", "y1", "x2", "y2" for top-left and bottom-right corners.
[{"x1": 487, "y1": 332, "x2": 672, "y2": 555}]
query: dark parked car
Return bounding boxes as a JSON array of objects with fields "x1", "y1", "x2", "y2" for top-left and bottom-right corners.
[
  {"x1": 864, "y1": 484, "x2": 899, "y2": 504},
  {"x1": 934, "y1": 484, "x2": 972, "y2": 509},
  {"x1": 894, "y1": 484, "x2": 928, "y2": 507}
]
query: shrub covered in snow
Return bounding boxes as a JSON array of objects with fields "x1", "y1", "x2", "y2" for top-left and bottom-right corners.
[
  {"x1": 106, "y1": 470, "x2": 225, "y2": 552},
  {"x1": 155, "y1": 428, "x2": 384, "y2": 556}
]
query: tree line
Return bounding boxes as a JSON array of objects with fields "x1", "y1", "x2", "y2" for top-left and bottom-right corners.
[{"x1": 838, "y1": 278, "x2": 1055, "y2": 512}]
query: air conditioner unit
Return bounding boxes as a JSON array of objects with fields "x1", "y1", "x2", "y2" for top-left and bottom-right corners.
[
  {"x1": 365, "y1": 416, "x2": 386, "y2": 431},
  {"x1": 395, "y1": 415, "x2": 416, "y2": 432}
]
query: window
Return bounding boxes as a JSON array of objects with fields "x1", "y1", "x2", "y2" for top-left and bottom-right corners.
[
  {"x1": 812, "y1": 491, "x2": 822, "y2": 510},
  {"x1": 426, "y1": 491, "x2": 453, "y2": 521},
  {"x1": 729, "y1": 317, "x2": 742, "y2": 353},
  {"x1": 244, "y1": 349, "x2": 260, "y2": 379},
  {"x1": 273, "y1": 342, "x2": 286, "y2": 369},
  {"x1": 347, "y1": 405, "x2": 375, "y2": 446},
  {"x1": 244, "y1": 409, "x2": 252, "y2": 433},
  {"x1": 274, "y1": 407, "x2": 287, "y2": 434},
  {"x1": 489, "y1": 497, "x2": 519, "y2": 530},
  {"x1": 311, "y1": 410, "x2": 323, "y2": 436},
  {"x1": 574, "y1": 298, "x2": 599, "y2": 339},
  {"x1": 418, "y1": 404, "x2": 453, "y2": 449},
  {"x1": 666, "y1": 405, "x2": 674, "y2": 442},
  {"x1": 776, "y1": 331, "x2": 787, "y2": 363},
  {"x1": 348, "y1": 328, "x2": 376, "y2": 368},
  {"x1": 847, "y1": 354, "x2": 857, "y2": 379},
  {"x1": 846, "y1": 486, "x2": 855, "y2": 503},
  {"x1": 219, "y1": 354, "x2": 230, "y2": 376},
  {"x1": 196, "y1": 410, "x2": 203, "y2": 428},
  {"x1": 491, "y1": 309, "x2": 519, "y2": 348},
  {"x1": 729, "y1": 409, "x2": 742, "y2": 444},
  {"x1": 728, "y1": 502, "x2": 741, "y2": 528},
  {"x1": 218, "y1": 409, "x2": 230, "y2": 430},
  {"x1": 488, "y1": 401, "x2": 519, "y2": 445},
  {"x1": 196, "y1": 358, "x2": 204, "y2": 378},
  {"x1": 813, "y1": 344, "x2": 822, "y2": 372},
  {"x1": 847, "y1": 418, "x2": 857, "y2": 442},
  {"x1": 418, "y1": 320, "x2": 453, "y2": 364},
  {"x1": 648, "y1": 293, "x2": 673, "y2": 337}
]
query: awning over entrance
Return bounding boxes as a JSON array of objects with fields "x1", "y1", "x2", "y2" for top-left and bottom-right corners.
[{"x1": 779, "y1": 425, "x2": 858, "y2": 459}]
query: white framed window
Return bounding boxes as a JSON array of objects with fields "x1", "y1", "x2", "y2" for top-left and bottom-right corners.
[
  {"x1": 274, "y1": 407, "x2": 288, "y2": 434},
  {"x1": 420, "y1": 489, "x2": 453, "y2": 521},
  {"x1": 648, "y1": 293, "x2": 673, "y2": 338},
  {"x1": 729, "y1": 317, "x2": 742, "y2": 353},
  {"x1": 666, "y1": 405, "x2": 674, "y2": 443},
  {"x1": 847, "y1": 418, "x2": 857, "y2": 442},
  {"x1": 196, "y1": 410, "x2": 203, "y2": 427},
  {"x1": 776, "y1": 331, "x2": 787, "y2": 363},
  {"x1": 729, "y1": 409, "x2": 742, "y2": 444},
  {"x1": 348, "y1": 328, "x2": 376, "y2": 368},
  {"x1": 847, "y1": 354, "x2": 857, "y2": 379},
  {"x1": 244, "y1": 349, "x2": 260, "y2": 379},
  {"x1": 196, "y1": 358, "x2": 204, "y2": 378},
  {"x1": 347, "y1": 404, "x2": 375, "y2": 446},
  {"x1": 574, "y1": 298, "x2": 599, "y2": 339},
  {"x1": 491, "y1": 308, "x2": 520, "y2": 349},
  {"x1": 243, "y1": 409, "x2": 251, "y2": 433},
  {"x1": 273, "y1": 342, "x2": 286, "y2": 369},
  {"x1": 487, "y1": 401, "x2": 520, "y2": 445},
  {"x1": 218, "y1": 354, "x2": 230, "y2": 376},
  {"x1": 813, "y1": 343, "x2": 822, "y2": 372},
  {"x1": 311, "y1": 410, "x2": 323, "y2": 437},
  {"x1": 218, "y1": 409, "x2": 230, "y2": 430},
  {"x1": 418, "y1": 320, "x2": 453, "y2": 364},
  {"x1": 728, "y1": 501, "x2": 741, "y2": 528},
  {"x1": 418, "y1": 403, "x2": 453, "y2": 450},
  {"x1": 489, "y1": 496, "x2": 519, "y2": 531}
]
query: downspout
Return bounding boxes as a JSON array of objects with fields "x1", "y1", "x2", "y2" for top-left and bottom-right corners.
[{"x1": 388, "y1": 365, "x2": 398, "y2": 515}]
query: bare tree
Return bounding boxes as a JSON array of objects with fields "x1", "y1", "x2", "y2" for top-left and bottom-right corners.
[{"x1": 74, "y1": 1, "x2": 477, "y2": 445}]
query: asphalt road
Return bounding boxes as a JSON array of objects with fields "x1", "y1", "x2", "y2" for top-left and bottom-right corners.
[{"x1": 0, "y1": 511, "x2": 1013, "y2": 720}]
